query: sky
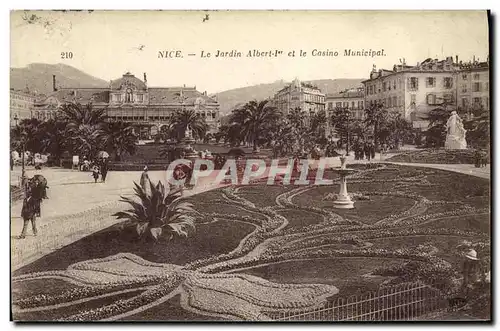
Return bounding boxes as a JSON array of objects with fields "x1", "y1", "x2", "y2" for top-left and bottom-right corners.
[{"x1": 10, "y1": 10, "x2": 489, "y2": 94}]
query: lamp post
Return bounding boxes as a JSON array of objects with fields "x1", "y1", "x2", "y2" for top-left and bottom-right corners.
[{"x1": 13, "y1": 114, "x2": 26, "y2": 192}]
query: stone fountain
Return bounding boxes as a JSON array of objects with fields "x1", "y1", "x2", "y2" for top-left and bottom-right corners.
[{"x1": 331, "y1": 154, "x2": 356, "y2": 209}]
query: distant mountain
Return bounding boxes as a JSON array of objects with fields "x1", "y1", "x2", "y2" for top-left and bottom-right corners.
[
  {"x1": 215, "y1": 78, "x2": 365, "y2": 115},
  {"x1": 10, "y1": 63, "x2": 108, "y2": 96}
]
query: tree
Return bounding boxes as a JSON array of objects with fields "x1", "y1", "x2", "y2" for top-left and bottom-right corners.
[
  {"x1": 113, "y1": 181, "x2": 198, "y2": 242},
  {"x1": 11, "y1": 118, "x2": 43, "y2": 153},
  {"x1": 464, "y1": 104, "x2": 490, "y2": 149},
  {"x1": 38, "y1": 118, "x2": 68, "y2": 162},
  {"x1": 229, "y1": 100, "x2": 281, "y2": 152},
  {"x1": 59, "y1": 103, "x2": 108, "y2": 157},
  {"x1": 97, "y1": 121, "x2": 138, "y2": 161},
  {"x1": 309, "y1": 110, "x2": 328, "y2": 146},
  {"x1": 386, "y1": 113, "x2": 413, "y2": 147},
  {"x1": 330, "y1": 107, "x2": 352, "y2": 151},
  {"x1": 423, "y1": 106, "x2": 453, "y2": 148},
  {"x1": 169, "y1": 109, "x2": 208, "y2": 141},
  {"x1": 364, "y1": 102, "x2": 389, "y2": 149}
]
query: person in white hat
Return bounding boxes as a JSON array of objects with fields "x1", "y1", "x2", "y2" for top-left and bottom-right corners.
[{"x1": 462, "y1": 249, "x2": 480, "y2": 294}]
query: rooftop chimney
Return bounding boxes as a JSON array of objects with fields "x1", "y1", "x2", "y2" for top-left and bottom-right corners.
[
  {"x1": 143, "y1": 73, "x2": 147, "y2": 83},
  {"x1": 52, "y1": 75, "x2": 57, "y2": 92},
  {"x1": 456, "y1": 55, "x2": 458, "y2": 64}
]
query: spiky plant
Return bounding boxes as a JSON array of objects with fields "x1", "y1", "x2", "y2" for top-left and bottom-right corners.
[{"x1": 113, "y1": 180, "x2": 198, "y2": 241}]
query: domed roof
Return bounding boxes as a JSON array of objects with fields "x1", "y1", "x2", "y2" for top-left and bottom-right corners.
[{"x1": 110, "y1": 72, "x2": 147, "y2": 90}]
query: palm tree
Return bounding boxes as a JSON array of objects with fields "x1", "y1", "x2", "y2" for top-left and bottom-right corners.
[
  {"x1": 169, "y1": 109, "x2": 208, "y2": 141},
  {"x1": 60, "y1": 103, "x2": 108, "y2": 157},
  {"x1": 11, "y1": 118, "x2": 43, "y2": 153},
  {"x1": 97, "y1": 121, "x2": 138, "y2": 161},
  {"x1": 229, "y1": 100, "x2": 281, "y2": 152},
  {"x1": 113, "y1": 181, "x2": 198, "y2": 241},
  {"x1": 38, "y1": 118, "x2": 67, "y2": 162}
]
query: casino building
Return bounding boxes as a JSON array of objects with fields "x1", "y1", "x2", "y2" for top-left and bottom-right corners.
[{"x1": 33, "y1": 72, "x2": 221, "y2": 139}]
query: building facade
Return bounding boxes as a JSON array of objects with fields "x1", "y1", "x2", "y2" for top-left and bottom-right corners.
[
  {"x1": 326, "y1": 87, "x2": 365, "y2": 120},
  {"x1": 10, "y1": 89, "x2": 36, "y2": 126},
  {"x1": 33, "y1": 72, "x2": 221, "y2": 139},
  {"x1": 273, "y1": 78, "x2": 326, "y2": 116},
  {"x1": 457, "y1": 60, "x2": 490, "y2": 117},
  {"x1": 363, "y1": 57, "x2": 459, "y2": 129},
  {"x1": 363, "y1": 56, "x2": 490, "y2": 129}
]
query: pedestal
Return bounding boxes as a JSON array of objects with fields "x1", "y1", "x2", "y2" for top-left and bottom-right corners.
[{"x1": 333, "y1": 175, "x2": 354, "y2": 209}]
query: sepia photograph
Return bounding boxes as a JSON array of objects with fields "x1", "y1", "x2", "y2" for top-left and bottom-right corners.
[{"x1": 9, "y1": 10, "x2": 491, "y2": 322}]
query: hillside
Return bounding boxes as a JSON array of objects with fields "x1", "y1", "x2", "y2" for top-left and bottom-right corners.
[
  {"x1": 215, "y1": 78, "x2": 364, "y2": 115},
  {"x1": 10, "y1": 63, "x2": 108, "y2": 95}
]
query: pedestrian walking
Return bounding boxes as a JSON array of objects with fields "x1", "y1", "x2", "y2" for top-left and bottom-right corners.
[
  {"x1": 370, "y1": 142, "x2": 376, "y2": 160},
  {"x1": 101, "y1": 162, "x2": 109, "y2": 182},
  {"x1": 19, "y1": 196, "x2": 38, "y2": 239},
  {"x1": 140, "y1": 166, "x2": 150, "y2": 191},
  {"x1": 91, "y1": 165, "x2": 100, "y2": 183},
  {"x1": 29, "y1": 178, "x2": 44, "y2": 217},
  {"x1": 364, "y1": 142, "x2": 371, "y2": 162}
]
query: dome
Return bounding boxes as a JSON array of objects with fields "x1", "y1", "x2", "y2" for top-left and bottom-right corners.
[{"x1": 110, "y1": 72, "x2": 147, "y2": 90}]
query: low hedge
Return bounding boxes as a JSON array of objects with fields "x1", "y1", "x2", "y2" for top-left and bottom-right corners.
[{"x1": 386, "y1": 149, "x2": 488, "y2": 164}]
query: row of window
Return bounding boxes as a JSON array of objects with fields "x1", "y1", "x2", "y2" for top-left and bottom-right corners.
[
  {"x1": 461, "y1": 73, "x2": 483, "y2": 81},
  {"x1": 327, "y1": 100, "x2": 364, "y2": 110},
  {"x1": 11, "y1": 94, "x2": 34, "y2": 102},
  {"x1": 304, "y1": 93, "x2": 325, "y2": 103},
  {"x1": 461, "y1": 97, "x2": 490, "y2": 108},
  {"x1": 461, "y1": 82, "x2": 489, "y2": 93},
  {"x1": 367, "y1": 76, "x2": 455, "y2": 94},
  {"x1": 111, "y1": 93, "x2": 145, "y2": 103},
  {"x1": 11, "y1": 101, "x2": 31, "y2": 109}
]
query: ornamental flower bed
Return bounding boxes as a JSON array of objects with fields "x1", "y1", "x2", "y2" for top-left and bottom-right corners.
[{"x1": 60, "y1": 273, "x2": 184, "y2": 321}]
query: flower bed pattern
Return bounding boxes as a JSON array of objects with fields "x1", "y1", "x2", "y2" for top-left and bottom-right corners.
[{"x1": 12, "y1": 163, "x2": 491, "y2": 321}]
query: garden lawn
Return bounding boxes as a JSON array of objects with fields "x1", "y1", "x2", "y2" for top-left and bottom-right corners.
[
  {"x1": 120, "y1": 294, "x2": 223, "y2": 321},
  {"x1": 278, "y1": 209, "x2": 323, "y2": 230},
  {"x1": 237, "y1": 257, "x2": 407, "y2": 296},
  {"x1": 14, "y1": 218, "x2": 255, "y2": 276},
  {"x1": 415, "y1": 214, "x2": 490, "y2": 235},
  {"x1": 234, "y1": 185, "x2": 292, "y2": 208}
]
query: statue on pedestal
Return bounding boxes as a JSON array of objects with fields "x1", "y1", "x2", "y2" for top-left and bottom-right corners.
[{"x1": 444, "y1": 111, "x2": 467, "y2": 150}]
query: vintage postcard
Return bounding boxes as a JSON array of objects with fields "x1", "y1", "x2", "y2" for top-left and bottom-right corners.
[{"x1": 10, "y1": 10, "x2": 490, "y2": 322}]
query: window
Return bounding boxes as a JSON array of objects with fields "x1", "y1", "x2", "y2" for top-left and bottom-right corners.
[
  {"x1": 473, "y1": 97, "x2": 481, "y2": 105},
  {"x1": 485, "y1": 82, "x2": 489, "y2": 91},
  {"x1": 393, "y1": 81, "x2": 396, "y2": 90},
  {"x1": 444, "y1": 93, "x2": 454, "y2": 104},
  {"x1": 426, "y1": 77, "x2": 436, "y2": 87},
  {"x1": 473, "y1": 73, "x2": 480, "y2": 80},
  {"x1": 462, "y1": 98, "x2": 469, "y2": 108},
  {"x1": 212, "y1": 113, "x2": 216, "y2": 119},
  {"x1": 392, "y1": 96, "x2": 397, "y2": 107},
  {"x1": 351, "y1": 101, "x2": 355, "y2": 109},
  {"x1": 336, "y1": 102, "x2": 342, "y2": 108},
  {"x1": 409, "y1": 77, "x2": 419, "y2": 90},
  {"x1": 360, "y1": 101, "x2": 364, "y2": 109},
  {"x1": 137, "y1": 94, "x2": 144, "y2": 102},
  {"x1": 382, "y1": 82, "x2": 387, "y2": 92},
  {"x1": 473, "y1": 82, "x2": 482, "y2": 92},
  {"x1": 462, "y1": 84, "x2": 468, "y2": 93},
  {"x1": 410, "y1": 94, "x2": 416, "y2": 105},
  {"x1": 462, "y1": 74, "x2": 468, "y2": 80},
  {"x1": 444, "y1": 77, "x2": 453, "y2": 89},
  {"x1": 427, "y1": 94, "x2": 436, "y2": 105},
  {"x1": 388, "y1": 97, "x2": 392, "y2": 107},
  {"x1": 343, "y1": 102, "x2": 348, "y2": 108}
]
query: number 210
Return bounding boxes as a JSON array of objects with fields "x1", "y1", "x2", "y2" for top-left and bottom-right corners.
[{"x1": 61, "y1": 52, "x2": 73, "y2": 59}]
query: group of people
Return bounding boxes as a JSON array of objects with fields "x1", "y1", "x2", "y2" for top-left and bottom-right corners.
[{"x1": 353, "y1": 140, "x2": 377, "y2": 161}]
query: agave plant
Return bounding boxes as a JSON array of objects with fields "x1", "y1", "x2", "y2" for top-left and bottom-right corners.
[{"x1": 113, "y1": 180, "x2": 198, "y2": 241}]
